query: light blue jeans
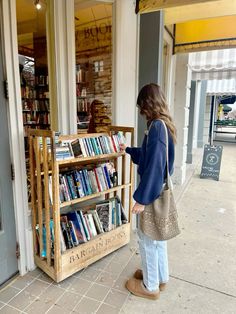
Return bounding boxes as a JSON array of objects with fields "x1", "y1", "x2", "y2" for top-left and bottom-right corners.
[{"x1": 138, "y1": 228, "x2": 169, "y2": 291}]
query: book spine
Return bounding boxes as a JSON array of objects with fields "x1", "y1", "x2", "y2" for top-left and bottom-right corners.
[
  {"x1": 79, "y1": 138, "x2": 87, "y2": 157},
  {"x1": 98, "y1": 136, "x2": 107, "y2": 154},
  {"x1": 79, "y1": 170, "x2": 89, "y2": 196},
  {"x1": 95, "y1": 137, "x2": 103, "y2": 155},
  {"x1": 93, "y1": 169, "x2": 102, "y2": 192},
  {"x1": 87, "y1": 213, "x2": 97, "y2": 237},
  {"x1": 82, "y1": 138, "x2": 90, "y2": 156},
  {"x1": 90, "y1": 137, "x2": 99, "y2": 155},
  {"x1": 102, "y1": 164, "x2": 112, "y2": 189},
  {"x1": 76, "y1": 212, "x2": 87, "y2": 242},
  {"x1": 83, "y1": 214, "x2": 93, "y2": 238},
  {"x1": 62, "y1": 176, "x2": 71, "y2": 201},
  {"x1": 83, "y1": 169, "x2": 93, "y2": 195},
  {"x1": 95, "y1": 166, "x2": 107, "y2": 191},
  {"x1": 78, "y1": 210, "x2": 90, "y2": 241},
  {"x1": 88, "y1": 170, "x2": 99, "y2": 193}
]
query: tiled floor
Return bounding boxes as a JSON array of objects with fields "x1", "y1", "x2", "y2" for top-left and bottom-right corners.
[
  {"x1": 1, "y1": 143, "x2": 236, "y2": 313},
  {"x1": 0, "y1": 235, "x2": 140, "y2": 314}
]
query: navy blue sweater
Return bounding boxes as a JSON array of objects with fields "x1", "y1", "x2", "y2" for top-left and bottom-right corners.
[{"x1": 126, "y1": 120, "x2": 175, "y2": 205}]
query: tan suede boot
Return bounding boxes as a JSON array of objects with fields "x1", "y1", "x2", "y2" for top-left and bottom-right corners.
[
  {"x1": 133, "y1": 269, "x2": 167, "y2": 291},
  {"x1": 125, "y1": 278, "x2": 160, "y2": 300}
]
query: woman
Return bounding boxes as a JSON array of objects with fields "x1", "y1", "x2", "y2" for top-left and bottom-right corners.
[{"x1": 122, "y1": 83, "x2": 177, "y2": 300}]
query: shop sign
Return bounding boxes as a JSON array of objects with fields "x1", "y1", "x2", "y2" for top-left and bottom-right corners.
[
  {"x1": 75, "y1": 22, "x2": 112, "y2": 52},
  {"x1": 200, "y1": 144, "x2": 223, "y2": 181}
]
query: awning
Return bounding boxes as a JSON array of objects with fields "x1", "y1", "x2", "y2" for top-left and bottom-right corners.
[
  {"x1": 189, "y1": 48, "x2": 236, "y2": 80},
  {"x1": 206, "y1": 79, "x2": 236, "y2": 96}
]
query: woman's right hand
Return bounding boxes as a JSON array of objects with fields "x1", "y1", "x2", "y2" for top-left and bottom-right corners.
[{"x1": 120, "y1": 143, "x2": 127, "y2": 151}]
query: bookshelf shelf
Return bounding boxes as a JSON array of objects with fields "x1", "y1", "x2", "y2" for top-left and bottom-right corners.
[
  {"x1": 29, "y1": 126, "x2": 134, "y2": 282},
  {"x1": 58, "y1": 152, "x2": 125, "y2": 166},
  {"x1": 60, "y1": 183, "x2": 131, "y2": 208}
]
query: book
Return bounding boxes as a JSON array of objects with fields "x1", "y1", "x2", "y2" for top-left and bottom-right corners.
[
  {"x1": 79, "y1": 138, "x2": 87, "y2": 156},
  {"x1": 68, "y1": 220, "x2": 79, "y2": 246},
  {"x1": 83, "y1": 169, "x2": 93, "y2": 194},
  {"x1": 102, "y1": 164, "x2": 112, "y2": 189},
  {"x1": 72, "y1": 170, "x2": 85, "y2": 198},
  {"x1": 95, "y1": 166, "x2": 107, "y2": 191},
  {"x1": 88, "y1": 170, "x2": 99, "y2": 193},
  {"x1": 89, "y1": 210, "x2": 104, "y2": 234},
  {"x1": 67, "y1": 211, "x2": 86, "y2": 243},
  {"x1": 83, "y1": 214, "x2": 93, "y2": 238},
  {"x1": 71, "y1": 139, "x2": 83, "y2": 157},
  {"x1": 78, "y1": 210, "x2": 90, "y2": 241},
  {"x1": 60, "y1": 216, "x2": 74, "y2": 249},
  {"x1": 96, "y1": 201, "x2": 112, "y2": 232},
  {"x1": 86, "y1": 213, "x2": 97, "y2": 237}
]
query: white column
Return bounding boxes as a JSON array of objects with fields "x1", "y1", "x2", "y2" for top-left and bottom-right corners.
[
  {"x1": 192, "y1": 80, "x2": 201, "y2": 148},
  {"x1": 46, "y1": 0, "x2": 77, "y2": 134},
  {"x1": 1, "y1": 0, "x2": 32, "y2": 274},
  {"x1": 173, "y1": 54, "x2": 192, "y2": 185},
  {"x1": 113, "y1": 0, "x2": 138, "y2": 128}
]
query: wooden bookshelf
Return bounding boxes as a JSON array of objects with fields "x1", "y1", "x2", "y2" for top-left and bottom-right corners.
[{"x1": 28, "y1": 126, "x2": 134, "y2": 282}]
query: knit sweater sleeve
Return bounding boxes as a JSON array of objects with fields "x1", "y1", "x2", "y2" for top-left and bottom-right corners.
[
  {"x1": 125, "y1": 147, "x2": 141, "y2": 165},
  {"x1": 133, "y1": 121, "x2": 167, "y2": 205}
]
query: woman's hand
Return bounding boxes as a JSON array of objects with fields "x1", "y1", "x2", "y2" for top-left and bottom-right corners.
[
  {"x1": 132, "y1": 202, "x2": 145, "y2": 214},
  {"x1": 120, "y1": 143, "x2": 127, "y2": 151}
]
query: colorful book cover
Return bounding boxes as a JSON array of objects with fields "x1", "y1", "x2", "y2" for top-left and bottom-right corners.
[
  {"x1": 102, "y1": 164, "x2": 112, "y2": 189},
  {"x1": 95, "y1": 166, "x2": 107, "y2": 190},
  {"x1": 96, "y1": 202, "x2": 112, "y2": 232},
  {"x1": 78, "y1": 210, "x2": 90, "y2": 241},
  {"x1": 87, "y1": 213, "x2": 97, "y2": 237},
  {"x1": 83, "y1": 169, "x2": 93, "y2": 195},
  {"x1": 67, "y1": 211, "x2": 85, "y2": 244},
  {"x1": 79, "y1": 170, "x2": 89, "y2": 196},
  {"x1": 90, "y1": 137, "x2": 99, "y2": 155},
  {"x1": 93, "y1": 169, "x2": 102, "y2": 192},
  {"x1": 72, "y1": 170, "x2": 85, "y2": 198},
  {"x1": 91, "y1": 210, "x2": 104, "y2": 234},
  {"x1": 94, "y1": 137, "x2": 103, "y2": 155},
  {"x1": 71, "y1": 138, "x2": 82, "y2": 157},
  {"x1": 88, "y1": 170, "x2": 99, "y2": 193},
  {"x1": 82, "y1": 138, "x2": 89, "y2": 156},
  {"x1": 68, "y1": 220, "x2": 79, "y2": 246},
  {"x1": 83, "y1": 214, "x2": 93, "y2": 238}
]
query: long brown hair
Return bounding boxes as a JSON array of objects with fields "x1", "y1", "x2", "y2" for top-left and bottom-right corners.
[{"x1": 137, "y1": 83, "x2": 177, "y2": 143}]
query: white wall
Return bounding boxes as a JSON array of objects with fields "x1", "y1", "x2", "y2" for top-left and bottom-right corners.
[
  {"x1": 113, "y1": 0, "x2": 138, "y2": 128},
  {"x1": 192, "y1": 80, "x2": 201, "y2": 148}
]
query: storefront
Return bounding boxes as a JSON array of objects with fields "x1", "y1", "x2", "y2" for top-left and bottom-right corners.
[{"x1": 0, "y1": 0, "x2": 138, "y2": 284}]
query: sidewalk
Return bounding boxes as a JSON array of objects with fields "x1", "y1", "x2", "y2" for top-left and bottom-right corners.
[{"x1": 0, "y1": 143, "x2": 236, "y2": 313}]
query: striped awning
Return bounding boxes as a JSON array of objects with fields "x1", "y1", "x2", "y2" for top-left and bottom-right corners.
[
  {"x1": 207, "y1": 79, "x2": 236, "y2": 95},
  {"x1": 189, "y1": 48, "x2": 236, "y2": 80}
]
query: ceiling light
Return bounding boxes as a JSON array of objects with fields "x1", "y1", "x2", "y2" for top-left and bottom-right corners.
[{"x1": 34, "y1": 0, "x2": 41, "y2": 10}]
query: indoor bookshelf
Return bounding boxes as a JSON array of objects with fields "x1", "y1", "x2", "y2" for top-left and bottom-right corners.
[{"x1": 28, "y1": 126, "x2": 134, "y2": 282}]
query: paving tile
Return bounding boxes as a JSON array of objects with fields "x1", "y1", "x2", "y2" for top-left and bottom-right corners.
[
  {"x1": 68, "y1": 277, "x2": 92, "y2": 295},
  {"x1": 52, "y1": 275, "x2": 75, "y2": 290},
  {"x1": 24, "y1": 285, "x2": 64, "y2": 313},
  {"x1": 96, "y1": 303, "x2": 120, "y2": 314},
  {"x1": 112, "y1": 275, "x2": 129, "y2": 294},
  {"x1": 0, "y1": 286, "x2": 20, "y2": 303},
  {"x1": 28, "y1": 268, "x2": 42, "y2": 278},
  {"x1": 95, "y1": 271, "x2": 118, "y2": 288},
  {"x1": 8, "y1": 290, "x2": 36, "y2": 311},
  {"x1": 0, "y1": 305, "x2": 21, "y2": 313},
  {"x1": 0, "y1": 301, "x2": 5, "y2": 309},
  {"x1": 10, "y1": 274, "x2": 35, "y2": 290},
  {"x1": 79, "y1": 267, "x2": 101, "y2": 282},
  {"x1": 72, "y1": 296, "x2": 101, "y2": 314},
  {"x1": 23, "y1": 279, "x2": 49, "y2": 297},
  {"x1": 89, "y1": 255, "x2": 113, "y2": 271},
  {"x1": 37, "y1": 272, "x2": 54, "y2": 284},
  {"x1": 104, "y1": 288, "x2": 128, "y2": 309},
  {"x1": 46, "y1": 304, "x2": 72, "y2": 314},
  {"x1": 104, "y1": 261, "x2": 124, "y2": 275},
  {"x1": 52, "y1": 291, "x2": 82, "y2": 312},
  {"x1": 85, "y1": 283, "x2": 110, "y2": 301}
]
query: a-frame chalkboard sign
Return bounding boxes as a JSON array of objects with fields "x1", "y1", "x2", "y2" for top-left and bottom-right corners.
[{"x1": 200, "y1": 144, "x2": 223, "y2": 181}]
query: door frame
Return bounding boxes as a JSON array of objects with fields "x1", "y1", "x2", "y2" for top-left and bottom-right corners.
[{"x1": 0, "y1": 0, "x2": 34, "y2": 276}]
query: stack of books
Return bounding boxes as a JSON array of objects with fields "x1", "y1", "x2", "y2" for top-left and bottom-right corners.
[
  {"x1": 49, "y1": 162, "x2": 118, "y2": 204},
  {"x1": 36, "y1": 196, "x2": 128, "y2": 255}
]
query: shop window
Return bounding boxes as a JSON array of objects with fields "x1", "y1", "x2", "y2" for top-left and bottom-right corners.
[
  {"x1": 75, "y1": 1, "x2": 112, "y2": 133},
  {"x1": 16, "y1": 0, "x2": 50, "y2": 202}
]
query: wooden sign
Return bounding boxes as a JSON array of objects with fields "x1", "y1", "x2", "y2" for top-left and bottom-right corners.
[{"x1": 200, "y1": 144, "x2": 223, "y2": 181}]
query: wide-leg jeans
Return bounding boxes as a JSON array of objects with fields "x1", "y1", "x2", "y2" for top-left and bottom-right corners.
[{"x1": 138, "y1": 229, "x2": 169, "y2": 291}]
